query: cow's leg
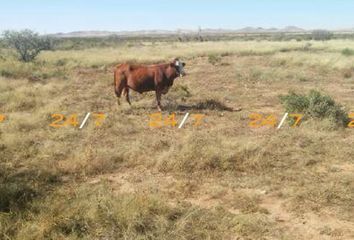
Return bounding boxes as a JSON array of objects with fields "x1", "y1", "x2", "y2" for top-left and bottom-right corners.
[
  {"x1": 114, "y1": 74, "x2": 126, "y2": 106},
  {"x1": 155, "y1": 89, "x2": 162, "y2": 111},
  {"x1": 114, "y1": 85, "x2": 124, "y2": 105},
  {"x1": 115, "y1": 88, "x2": 123, "y2": 105},
  {"x1": 125, "y1": 88, "x2": 131, "y2": 105}
]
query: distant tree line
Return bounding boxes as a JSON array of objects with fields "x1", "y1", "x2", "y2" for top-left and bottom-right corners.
[
  {"x1": 311, "y1": 30, "x2": 333, "y2": 41},
  {"x1": 2, "y1": 28, "x2": 354, "y2": 57}
]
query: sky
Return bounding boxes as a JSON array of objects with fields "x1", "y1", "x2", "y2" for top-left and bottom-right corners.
[{"x1": 0, "y1": 0, "x2": 353, "y2": 33}]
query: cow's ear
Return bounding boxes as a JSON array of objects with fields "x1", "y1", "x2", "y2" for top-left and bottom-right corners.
[{"x1": 182, "y1": 62, "x2": 186, "y2": 67}]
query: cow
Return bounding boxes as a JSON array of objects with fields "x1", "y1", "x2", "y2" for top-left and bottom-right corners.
[{"x1": 114, "y1": 58, "x2": 186, "y2": 111}]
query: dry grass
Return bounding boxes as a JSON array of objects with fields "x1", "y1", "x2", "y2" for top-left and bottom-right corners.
[{"x1": 1, "y1": 39, "x2": 354, "y2": 239}]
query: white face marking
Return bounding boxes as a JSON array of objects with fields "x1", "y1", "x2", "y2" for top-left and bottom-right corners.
[{"x1": 175, "y1": 59, "x2": 185, "y2": 77}]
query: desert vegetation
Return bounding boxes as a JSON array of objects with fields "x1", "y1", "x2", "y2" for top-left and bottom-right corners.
[
  {"x1": 0, "y1": 33, "x2": 354, "y2": 239},
  {"x1": 2, "y1": 30, "x2": 54, "y2": 62}
]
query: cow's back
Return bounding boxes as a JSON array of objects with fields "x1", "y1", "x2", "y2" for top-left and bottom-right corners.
[
  {"x1": 123, "y1": 64, "x2": 158, "y2": 93},
  {"x1": 115, "y1": 63, "x2": 171, "y2": 93}
]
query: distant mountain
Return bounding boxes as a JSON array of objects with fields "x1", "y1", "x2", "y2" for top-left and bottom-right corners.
[
  {"x1": 53, "y1": 31, "x2": 117, "y2": 38},
  {"x1": 332, "y1": 28, "x2": 354, "y2": 32},
  {"x1": 236, "y1": 26, "x2": 306, "y2": 33},
  {"x1": 237, "y1": 27, "x2": 275, "y2": 33},
  {"x1": 50, "y1": 26, "x2": 354, "y2": 38},
  {"x1": 281, "y1": 26, "x2": 306, "y2": 32}
]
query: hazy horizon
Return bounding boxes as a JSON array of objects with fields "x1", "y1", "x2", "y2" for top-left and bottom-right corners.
[{"x1": 1, "y1": 0, "x2": 354, "y2": 34}]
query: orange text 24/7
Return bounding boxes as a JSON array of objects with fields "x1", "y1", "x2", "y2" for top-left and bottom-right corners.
[
  {"x1": 149, "y1": 112, "x2": 205, "y2": 128},
  {"x1": 49, "y1": 113, "x2": 106, "y2": 128}
]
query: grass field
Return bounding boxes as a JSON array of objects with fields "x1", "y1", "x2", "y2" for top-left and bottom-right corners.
[{"x1": 1, "y1": 39, "x2": 354, "y2": 239}]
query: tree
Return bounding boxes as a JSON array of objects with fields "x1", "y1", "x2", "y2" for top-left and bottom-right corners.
[
  {"x1": 197, "y1": 26, "x2": 204, "y2": 42},
  {"x1": 2, "y1": 29, "x2": 54, "y2": 62},
  {"x1": 311, "y1": 30, "x2": 333, "y2": 41}
]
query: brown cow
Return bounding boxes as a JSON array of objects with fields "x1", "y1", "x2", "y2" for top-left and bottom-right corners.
[{"x1": 114, "y1": 58, "x2": 186, "y2": 111}]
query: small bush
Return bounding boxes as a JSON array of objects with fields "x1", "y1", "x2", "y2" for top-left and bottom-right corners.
[
  {"x1": 279, "y1": 48, "x2": 291, "y2": 52},
  {"x1": 55, "y1": 59, "x2": 68, "y2": 66},
  {"x1": 195, "y1": 99, "x2": 233, "y2": 111},
  {"x1": 341, "y1": 48, "x2": 354, "y2": 56},
  {"x1": 220, "y1": 52, "x2": 232, "y2": 57},
  {"x1": 303, "y1": 43, "x2": 312, "y2": 51},
  {"x1": 0, "y1": 183, "x2": 37, "y2": 212},
  {"x1": 0, "y1": 69, "x2": 15, "y2": 78},
  {"x1": 0, "y1": 64, "x2": 33, "y2": 79},
  {"x1": 172, "y1": 84, "x2": 192, "y2": 98},
  {"x1": 280, "y1": 90, "x2": 348, "y2": 127},
  {"x1": 342, "y1": 68, "x2": 353, "y2": 79},
  {"x1": 208, "y1": 54, "x2": 221, "y2": 65}
]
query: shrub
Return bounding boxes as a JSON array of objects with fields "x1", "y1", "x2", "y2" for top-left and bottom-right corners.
[
  {"x1": 55, "y1": 59, "x2": 68, "y2": 66},
  {"x1": 342, "y1": 68, "x2": 353, "y2": 79},
  {"x1": 0, "y1": 69, "x2": 15, "y2": 78},
  {"x1": 303, "y1": 43, "x2": 312, "y2": 51},
  {"x1": 280, "y1": 90, "x2": 348, "y2": 127},
  {"x1": 341, "y1": 48, "x2": 354, "y2": 56},
  {"x1": 2, "y1": 29, "x2": 54, "y2": 62},
  {"x1": 172, "y1": 84, "x2": 192, "y2": 98},
  {"x1": 0, "y1": 183, "x2": 36, "y2": 212},
  {"x1": 195, "y1": 99, "x2": 233, "y2": 111},
  {"x1": 208, "y1": 54, "x2": 221, "y2": 65}
]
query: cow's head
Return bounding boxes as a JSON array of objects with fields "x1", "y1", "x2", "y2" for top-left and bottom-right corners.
[{"x1": 172, "y1": 58, "x2": 186, "y2": 77}]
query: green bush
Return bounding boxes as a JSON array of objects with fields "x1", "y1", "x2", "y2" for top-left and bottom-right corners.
[
  {"x1": 208, "y1": 54, "x2": 221, "y2": 65},
  {"x1": 2, "y1": 29, "x2": 54, "y2": 62},
  {"x1": 0, "y1": 69, "x2": 15, "y2": 78},
  {"x1": 341, "y1": 48, "x2": 354, "y2": 56},
  {"x1": 172, "y1": 84, "x2": 192, "y2": 98},
  {"x1": 0, "y1": 183, "x2": 36, "y2": 212},
  {"x1": 280, "y1": 90, "x2": 348, "y2": 127}
]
